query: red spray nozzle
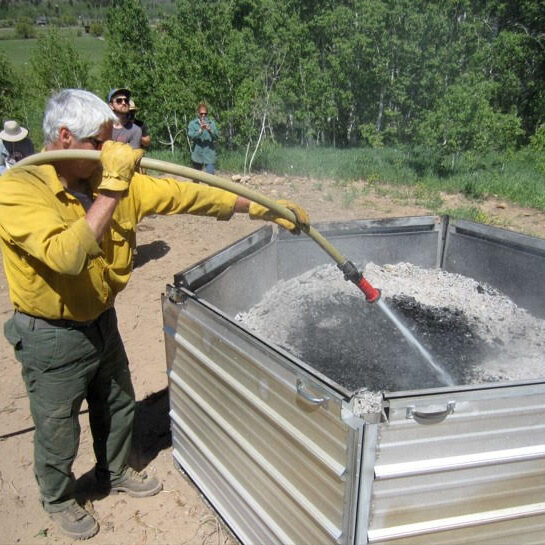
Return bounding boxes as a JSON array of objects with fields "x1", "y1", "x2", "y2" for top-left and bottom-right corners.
[
  {"x1": 356, "y1": 275, "x2": 381, "y2": 303},
  {"x1": 338, "y1": 261, "x2": 381, "y2": 303}
]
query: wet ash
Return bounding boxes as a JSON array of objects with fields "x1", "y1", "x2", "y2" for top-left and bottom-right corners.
[
  {"x1": 281, "y1": 293, "x2": 488, "y2": 391},
  {"x1": 235, "y1": 263, "x2": 545, "y2": 392}
]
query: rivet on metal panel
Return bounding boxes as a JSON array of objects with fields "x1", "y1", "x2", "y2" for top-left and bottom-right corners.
[
  {"x1": 296, "y1": 379, "x2": 329, "y2": 408},
  {"x1": 406, "y1": 401, "x2": 455, "y2": 425}
]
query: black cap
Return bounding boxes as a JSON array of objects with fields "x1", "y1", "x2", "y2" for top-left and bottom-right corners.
[{"x1": 107, "y1": 88, "x2": 131, "y2": 103}]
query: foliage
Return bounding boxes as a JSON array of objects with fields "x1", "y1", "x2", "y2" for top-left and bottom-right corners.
[
  {"x1": 219, "y1": 144, "x2": 545, "y2": 211},
  {"x1": 102, "y1": 0, "x2": 154, "y2": 100},
  {"x1": 438, "y1": 206, "x2": 500, "y2": 226},
  {"x1": 416, "y1": 74, "x2": 524, "y2": 173},
  {"x1": 0, "y1": 52, "x2": 23, "y2": 121},
  {"x1": 529, "y1": 124, "x2": 545, "y2": 172},
  {"x1": 530, "y1": 124, "x2": 545, "y2": 153},
  {"x1": 15, "y1": 17, "x2": 36, "y2": 39},
  {"x1": 2, "y1": 0, "x2": 545, "y2": 194},
  {"x1": 89, "y1": 22, "x2": 103, "y2": 37},
  {"x1": 29, "y1": 27, "x2": 90, "y2": 95},
  {"x1": 359, "y1": 123, "x2": 384, "y2": 148}
]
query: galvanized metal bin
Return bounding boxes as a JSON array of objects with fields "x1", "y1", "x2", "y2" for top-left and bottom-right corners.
[{"x1": 162, "y1": 216, "x2": 545, "y2": 545}]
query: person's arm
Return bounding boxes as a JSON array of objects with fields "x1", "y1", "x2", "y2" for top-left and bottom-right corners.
[
  {"x1": 140, "y1": 122, "x2": 151, "y2": 148},
  {"x1": 85, "y1": 191, "x2": 123, "y2": 240},
  {"x1": 86, "y1": 141, "x2": 144, "y2": 238},
  {"x1": 187, "y1": 119, "x2": 200, "y2": 140},
  {"x1": 0, "y1": 142, "x2": 144, "y2": 274},
  {"x1": 208, "y1": 119, "x2": 220, "y2": 140},
  {"x1": 233, "y1": 196, "x2": 250, "y2": 213},
  {"x1": 129, "y1": 174, "x2": 309, "y2": 233},
  {"x1": 0, "y1": 139, "x2": 8, "y2": 168}
]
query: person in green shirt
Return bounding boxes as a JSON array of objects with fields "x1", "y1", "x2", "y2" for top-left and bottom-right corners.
[
  {"x1": 0, "y1": 88, "x2": 309, "y2": 540},
  {"x1": 187, "y1": 102, "x2": 219, "y2": 174}
]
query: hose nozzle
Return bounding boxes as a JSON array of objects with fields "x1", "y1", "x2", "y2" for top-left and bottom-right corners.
[{"x1": 338, "y1": 261, "x2": 381, "y2": 303}]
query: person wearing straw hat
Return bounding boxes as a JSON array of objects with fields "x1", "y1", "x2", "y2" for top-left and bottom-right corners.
[
  {"x1": 0, "y1": 88, "x2": 309, "y2": 540},
  {"x1": 0, "y1": 120, "x2": 35, "y2": 174}
]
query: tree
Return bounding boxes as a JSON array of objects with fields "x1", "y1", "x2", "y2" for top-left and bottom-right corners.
[
  {"x1": 416, "y1": 74, "x2": 523, "y2": 171},
  {"x1": 0, "y1": 53, "x2": 24, "y2": 121},
  {"x1": 29, "y1": 27, "x2": 90, "y2": 95},
  {"x1": 102, "y1": 0, "x2": 154, "y2": 105},
  {"x1": 146, "y1": 18, "x2": 196, "y2": 151},
  {"x1": 15, "y1": 17, "x2": 37, "y2": 39}
]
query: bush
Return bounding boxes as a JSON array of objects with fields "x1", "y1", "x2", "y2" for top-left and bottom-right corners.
[
  {"x1": 358, "y1": 123, "x2": 384, "y2": 148},
  {"x1": 60, "y1": 15, "x2": 77, "y2": 27},
  {"x1": 530, "y1": 124, "x2": 545, "y2": 152},
  {"x1": 529, "y1": 124, "x2": 545, "y2": 172},
  {"x1": 90, "y1": 22, "x2": 103, "y2": 37},
  {"x1": 416, "y1": 75, "x2": 524, "y2": 175},
  {"x1": 15, "y1": 18, "x2": 36, "y2": 39}
]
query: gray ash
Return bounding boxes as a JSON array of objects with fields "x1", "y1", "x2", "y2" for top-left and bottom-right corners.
[{"x1": 236, "y1": 263, "x2": 545, "y2": 392}]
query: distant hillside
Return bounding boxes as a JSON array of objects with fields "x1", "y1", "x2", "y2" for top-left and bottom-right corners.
[{"x1": 0, "y1": 0, "x2": 177, "y2": 23}]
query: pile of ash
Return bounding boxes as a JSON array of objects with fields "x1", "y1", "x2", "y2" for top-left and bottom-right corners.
[{"x1": 235, "y1": 263, "x2": 545, "y2": 392}]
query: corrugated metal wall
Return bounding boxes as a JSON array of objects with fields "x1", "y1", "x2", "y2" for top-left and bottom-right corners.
[
  {"x1": 368, "y1": 385, "x2": 545, "y2": 544},
  {"x1": 164, "y1": 295, "x2": 361, "y2": 544}
]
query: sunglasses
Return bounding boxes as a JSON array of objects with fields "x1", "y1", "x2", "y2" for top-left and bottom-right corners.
[
  {"x1": 114, "y1": 97, "x2": 130, "y2": 105},
  {"x1": 83, "y1": 137, "x2": 105, "y2": 150},
  {"x1": 199, "y1": 112, "x2": 208, "y2": 116}
]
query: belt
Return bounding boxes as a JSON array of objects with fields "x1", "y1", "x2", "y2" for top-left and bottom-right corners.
[{"x1": 13, "y1": 310, "x2": 109, "y2": 330}]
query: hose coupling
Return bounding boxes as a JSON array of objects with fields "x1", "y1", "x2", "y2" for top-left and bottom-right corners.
[
  {"x1": 338, "y1": 260, "x2": 361, "y2": 284},
  {"x1": 338, "y1": 261, "x2": 381, "y2": 303}
]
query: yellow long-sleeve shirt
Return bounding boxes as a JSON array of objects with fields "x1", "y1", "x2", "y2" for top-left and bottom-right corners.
[{"x1": 0, "y1": 164, "x2": 238, "y2": 321}]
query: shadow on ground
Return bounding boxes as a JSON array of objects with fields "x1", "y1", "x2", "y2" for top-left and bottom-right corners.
[
  {"x1": 75, "y1": 388, "x2": 171, "y2": 503},
  {"x1": 133, "y1": 240, "x2": 171, "y2": 268},
  {"x1": 130, "y1": 387, "x2": 172, "y2": 469}
]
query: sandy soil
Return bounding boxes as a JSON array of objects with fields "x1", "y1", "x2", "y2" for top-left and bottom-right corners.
[{"x1": 1, "y1": 171, "x2": 545, "y2": 545}]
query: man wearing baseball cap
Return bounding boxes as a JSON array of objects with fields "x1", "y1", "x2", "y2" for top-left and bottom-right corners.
[
  {"x1": 0, "y1": 120, "x2": 35, "y2": 174},
  {"x1": 107, "y1": 88, "x2": 142, "y2": 149}
]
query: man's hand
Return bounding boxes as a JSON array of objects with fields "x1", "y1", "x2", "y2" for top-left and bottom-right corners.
[
  {"x1": 97, "y1": 141, "x2": 144, "y2": 192},
  {"x1": 249, "y1": 199, "x2": 310, "y2": 234}
]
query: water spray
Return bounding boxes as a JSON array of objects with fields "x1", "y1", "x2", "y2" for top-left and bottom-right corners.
[{"x1": 17, "y1": 150, "x2": 454, "y2": 386}]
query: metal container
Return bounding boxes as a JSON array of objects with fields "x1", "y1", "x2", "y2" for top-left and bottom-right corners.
[{"x1": 162, "y1": 216, "x2": 545, "y2": 544}]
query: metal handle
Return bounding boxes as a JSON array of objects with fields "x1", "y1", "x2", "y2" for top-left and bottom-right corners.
[
  {"x1": 296, "y1": 379, "x2": 329, "y2": 408},
  {"x1": 406, "y1": 401, "x2": 455, "y2": 425}
]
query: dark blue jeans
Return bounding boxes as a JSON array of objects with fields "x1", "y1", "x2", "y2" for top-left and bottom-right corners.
[
  {"x1": 191, "y1": 160, "x2": 215, "y2": 174},
  {"x1": 4, "y1": 308, "x2": 135, "y2": 512}
]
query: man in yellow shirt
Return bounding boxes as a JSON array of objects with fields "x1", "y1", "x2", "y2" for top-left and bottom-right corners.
[{"x1": 0, "y1": 89, "x2": 309, "y2": 540}]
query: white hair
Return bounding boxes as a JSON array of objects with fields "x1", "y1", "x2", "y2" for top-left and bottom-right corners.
[{"x1": 42, "y1": 88, "x2": 117, "y2": 145}]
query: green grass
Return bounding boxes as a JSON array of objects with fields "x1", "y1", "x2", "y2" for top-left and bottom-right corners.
[
  {"x1": 219, "y1": 145, "x2": 545, "y2": 212},
  {"x1": 0, "y1": 33, "x2": 106, "y2": 77},
  {"x1": 437, "y1": 206, "x2": 504, "y2": 226}
]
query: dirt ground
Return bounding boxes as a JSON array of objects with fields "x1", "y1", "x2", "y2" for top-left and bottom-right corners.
[{"x1": 1, "y1": 170, "x2": 545, "y2": 545}]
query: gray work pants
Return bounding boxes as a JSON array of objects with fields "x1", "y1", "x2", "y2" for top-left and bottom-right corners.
[{"x1": 4, "y1": 308, "x2": 135, "y2": 512}]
